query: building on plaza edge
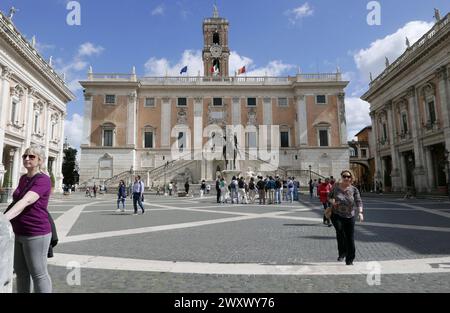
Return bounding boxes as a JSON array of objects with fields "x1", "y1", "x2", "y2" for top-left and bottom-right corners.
[
  {"x1": 362, "y1": 11, "x2": 450, "y2": 195},
  {"x1": 0, "y1": 10, "x2": 75, "y2": 197},
  {"x1": 79, "y1": 7, "x2": 350, "y2": 189}
]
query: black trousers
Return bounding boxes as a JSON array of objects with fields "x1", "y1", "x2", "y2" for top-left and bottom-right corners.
[
  {"x1": 331, "y1": 213, "x2": 355, "y2": 263},
  {"x1": 216, "y1": 189, "x2": 221, "y2": 203}
]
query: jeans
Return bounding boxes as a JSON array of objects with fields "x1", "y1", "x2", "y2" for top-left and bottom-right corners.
[
  {"x1": 275, "y1": 189, "x2": 281, "y2": 204},
  {"x1": 216, "y1": 189, "x2": 221, "y2": 203},
  {"x1": 331, "y1": 213, "x2": 356, "y2": 263},
  {"x1": 133, "y1": 192, "x2": 145, "y2": 213},
  {"x1": 288, "y1": 188, "x2": 294, "y2": 202},
  {"x1": 117, "y1": 196, "x2": 125, "y2": 209},
  {"x1": 14, "y1": 233, "x2": 52, "y2": 293}
]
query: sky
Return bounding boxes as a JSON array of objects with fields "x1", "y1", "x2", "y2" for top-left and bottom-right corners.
[{"x1": 1, "y1": 0, "x2": 449, "y2": 154}]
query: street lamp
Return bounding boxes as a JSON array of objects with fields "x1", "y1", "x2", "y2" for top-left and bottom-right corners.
[
  {"x1": 308, "y1": 165, "x2": 312, "y2": 181},
  {"x1": 164, "y1": 161, "x2": 169, "y2": 196},
  {"x1": 445, "y1": 149, "x2": 450, "y2": 201}
]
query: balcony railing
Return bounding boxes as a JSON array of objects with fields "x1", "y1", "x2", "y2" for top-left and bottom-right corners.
[
  {"x1": 369, "y1": 13, "x2": 450, "y2": 89},
  {"x1": 86, "y1": 73, "x2": 343, "y2": 85}
]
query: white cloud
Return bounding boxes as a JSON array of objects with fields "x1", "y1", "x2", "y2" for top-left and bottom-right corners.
[
  {"x1": 144, "y1": 50, "x2": 294, "y2": 77},
  {"x1": 151, "y1": 4, "x2": 164, "y2": 16},
  {"x1": 78, "y1": 42, "x2": 104, "y2": 57},
  {"x1": 285, "y1": 3, "x2": 314, "y2": 24},
  {"x1": 345, "y1": 97, "x2": 371, "y2": 140},
  {"x1": 54, "y1": 42, "x2": 104, "y2": 93},
  {"x1": 354, "y1": 21, "x2": 433, "y2": 84},
  {"x1": 64, "y1": 113, "x2": 84, "y2": 153}
]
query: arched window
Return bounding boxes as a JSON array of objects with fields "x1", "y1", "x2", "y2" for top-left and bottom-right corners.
[
  {"x1": 349, "y1": 147, "x2": 356, "y2": 157},
  {"x1": 213, "y1": 32, "x2": 220, "y2": 45}
]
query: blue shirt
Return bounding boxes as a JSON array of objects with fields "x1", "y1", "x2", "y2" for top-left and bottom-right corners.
[{"x1": 133, "y1": 181, "x2": 144, "y2": 193}]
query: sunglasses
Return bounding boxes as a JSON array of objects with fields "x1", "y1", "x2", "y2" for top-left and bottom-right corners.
[
  {"x1": 22, "y1": 154, "x2": 37, "y2": 160},
  {"x1": 342, "y1": 175, "x2": 352, "y2": 179}
]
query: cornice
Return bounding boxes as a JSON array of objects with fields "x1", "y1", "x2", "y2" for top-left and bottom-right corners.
[{"x1": 0, "y1": 12, "x2": 75, "y2": 102}]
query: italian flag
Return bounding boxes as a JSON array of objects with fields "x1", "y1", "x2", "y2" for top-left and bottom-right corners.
[{"x1": 211, "y1": 64, "x2": 219, "y2": 74}]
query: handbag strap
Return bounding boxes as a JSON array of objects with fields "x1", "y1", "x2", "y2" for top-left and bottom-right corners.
[{"x1": 4, "y1": 173, "x2": 43, "y2": 214}]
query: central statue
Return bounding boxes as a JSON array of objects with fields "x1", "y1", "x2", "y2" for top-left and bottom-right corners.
[{"x1": 222, "y1": 129, "x2": 240, "y2": 170}]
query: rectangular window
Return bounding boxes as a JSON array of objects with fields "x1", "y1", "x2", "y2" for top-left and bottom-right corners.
[
  {"x1": 213, "y1": 98, "x2": 223, "y2": 106},
  {"x1": 145, "y1": 98, "x2": 155, "y2": 107},
  {"x1": 402, "y1": 113, "x2": 408, "y2": 133},
  {"x1": 247, "y1": 97, "x2": 256, "y2": 106},
  {"x1": 383, "y1": 123, "x2": 388, "y2": 140},
  {"x1": 428, "y1": 100, "x2": 436, "y2": 123},
  {"x1": 105, "y1": 95, "x2": 116, "y2": 104},
  {"x1": 361, "y1": 149, "x2": 367, "y2": 158},
  {"x1": 178, "y1": 97, "x2": 187, "y2": 106},
  {"x1": 316, "y1": 95, "x2": 327, "y2": 104},
  {"x1": 280, "y1": 131, "x2": 289, "y2": 148},
  {"x1": 278, "y1": 97, "x2": 288, "y2": 107},
  {"x1": 51, "y1": 124, "x2": 55, "y2": 140},
  {"x1": 319, "y1": 130, "x2": 329, "y2": 147},
  {"x1": 144, "y1": 132, "x2": 153, "y2": 148},
  {"x1": 11, "y1": 100, "x2": 17, "y2": 122},
  {"x1": 103, "y1": 130, "x2": 113, "y2": 147}
]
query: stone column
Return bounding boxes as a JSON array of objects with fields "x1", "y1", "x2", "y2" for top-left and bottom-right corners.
[
  {"x1": 406, "y1": 86, "x2": 427, "y2": 192},
  {"x1": 424, "y1": 147, "x2": 434, "y2": 192},
  {"x1": 370, "y1": 111, "x2": 382, "y2": 187},
  {"x1": 337, "y1": 93, "x2": 348, "y2": 146},
  {"x1": 55, "y1": 113, "x2": 66, "y2": 192},
  {"x1": 11, "y1": 147, "x2": 19, "y2": 188},
  {"x1": 0, "y1": 66, "x2": 12, "y2": 180},
  {"x1": 44, "y1": 101, "x2": 51, "y2": 172},
  {"x1": 436, "y1": 66, "x2": 450, "y2": 151},
  {"x1": 127, "y1": 92, "x2": 137, "y2": 170},
  {"x1": 0, "y1": 214, "x2": 14, "y2": 293},
  {"x1": 399, "y1": 153, "x2": 407, "y2": 191},
  {"x1": 386, "y1": 101, "x2": 401, "y2": 191},
  {"x1": 81, "y1": 94, "x2": 93, "y2": 146},
  {"x1": 161, "y1": 98, "x2": 172, "y2": 149},
  {"x1": 194, "y1": 98, "x2": 204, "y2": 178},
  {"x1": 24, "y1": 87, "x2": 36, "y2": 149},
  {"x1": 296, "y1": 95, "x2": 308, "y2": 146}
]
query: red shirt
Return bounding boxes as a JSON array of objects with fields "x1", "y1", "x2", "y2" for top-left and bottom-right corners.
[{"x1": 318, "y1": 182, "x2": 332, "y2": 203}]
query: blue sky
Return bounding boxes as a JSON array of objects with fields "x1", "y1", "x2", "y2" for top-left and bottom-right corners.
[{"x1": 1, "y1": 0, "x2": 449, "y2": 151}]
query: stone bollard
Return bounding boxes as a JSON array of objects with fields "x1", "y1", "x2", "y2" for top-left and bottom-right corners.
[{"x1": 0, "y1": 214, "x2": 14, "y2": 293}]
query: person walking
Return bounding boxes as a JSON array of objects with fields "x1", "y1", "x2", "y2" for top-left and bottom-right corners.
[
  {"x1": 309, "y1": 179, "x2": 314, "y2": 199},
  {"x1": 168, "y1": 182, "x2": 173, "y2": 196},
  {"x1": 216, "y1": 177, "x2": 221, "y2": 203},
  {"x1": 230, "y1": 176, "x2": 238, "y2": 204},
  {"x1": 116, "y1": 180, "x2": 127, "y2": 213},
  {"x1": 318, "y1": 178, "x2": 332, "y2": 226},
  {"x1": 327, "y1": 170, "x2": 364, "y2": 265},
  {"x1": 313, "y1": 179, "x2": 318, "y2": 198},
  {"x1": 3, "y1": 145, "x2": 53, "y2": 293},
  {"x1": 93, "y1": 184, "x2": 97, "y2": 198},
  {"x1": 266, "y1": 176, "x2": 275, "y2": 204},
  {"x1": 219, "y1": 177, "x2": 228, "y2": 204},
  {"x1": 200, "y1": 180, "x2": 206, "y2": 197},
  {"x1": 132, "y1": 176, "x2": 145, "y2": 215},
  {"x1": 185, "y1": 180, "x2": 190, "y2": 195}
]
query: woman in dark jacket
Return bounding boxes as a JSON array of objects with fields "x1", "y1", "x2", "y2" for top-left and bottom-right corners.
[{"x1": 116, "y1": 180, "x2": 127, "y2": 212}]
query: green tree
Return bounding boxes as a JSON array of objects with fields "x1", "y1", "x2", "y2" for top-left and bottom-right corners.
[
  {"x1": 2, "y1": 170, "x2": 11, "y2": 188},
  {"x1": 62, "y1": 147, "x2": 78, "y2": 186}
]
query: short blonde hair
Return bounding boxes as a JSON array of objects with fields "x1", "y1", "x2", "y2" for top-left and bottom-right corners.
[{"x1": 24, "y1": 145, "x2": 48, "y2": 174}]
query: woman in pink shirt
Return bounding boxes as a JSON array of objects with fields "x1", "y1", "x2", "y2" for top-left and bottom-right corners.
[
  {"x1": 318, "y1": 178, "x2": 332, "y2": 226},
  {"x1": 4, "y1": 145, "x2": 52, "y2": 293}
]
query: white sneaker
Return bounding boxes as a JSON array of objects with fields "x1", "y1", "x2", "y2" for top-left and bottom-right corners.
[
  {"x1": 116, "y1": 209, "x2": 121, "y2": 213},
  {"x1": 121, "y1": 209, "x2": 125, "y2": 213}
]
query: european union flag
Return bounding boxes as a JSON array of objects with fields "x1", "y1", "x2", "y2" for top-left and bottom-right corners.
[{"x1": 180, "y1": 66, "x2": 188, "y2": 74}]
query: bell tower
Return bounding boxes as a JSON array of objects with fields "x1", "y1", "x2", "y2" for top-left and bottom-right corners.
[{"x1": 202, "y1": 6, "x2": 230, "y2": 77}]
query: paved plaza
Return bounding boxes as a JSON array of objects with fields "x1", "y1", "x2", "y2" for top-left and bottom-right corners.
[{"x1": 3, "y1": 192, "x2": 450, "y2": 293}]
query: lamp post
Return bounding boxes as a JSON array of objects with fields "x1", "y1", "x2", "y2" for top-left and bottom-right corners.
[
  {"x1": 164, "y1": 161, "x2": 169, "y2": 196},
  {"x1": 445, "y1": 149, "x2": 450, "y2": 201},
  {"x1": 308, "y1": 165, "x2": 312, "y2": 181}
]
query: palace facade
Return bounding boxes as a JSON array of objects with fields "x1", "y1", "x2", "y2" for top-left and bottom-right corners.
[
  {"x1": 362, "y1": 12, "x2": 450, "y2": 194},
  {"x1": 79, "y1": 9, "x2": 350, "y2": 188},
  {"x1": 0, "y1": 11, "x2": 74, "y2": 196}
]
